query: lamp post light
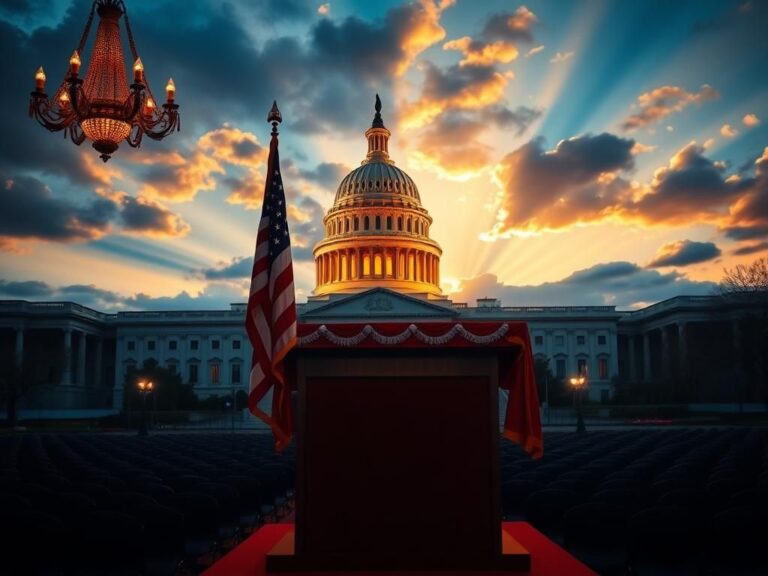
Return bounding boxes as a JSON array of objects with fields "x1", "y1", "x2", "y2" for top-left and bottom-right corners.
[
  {"x1": 569, "y1": 375, "x2": 587, "y2": 434},
  {"x1": 137, "y1": 379, "x2": 153, "y2": 436}
]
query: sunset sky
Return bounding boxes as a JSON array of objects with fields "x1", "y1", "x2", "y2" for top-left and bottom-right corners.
[{"x1": 1, "y1": 0, "x2": 767, "y2": 311}]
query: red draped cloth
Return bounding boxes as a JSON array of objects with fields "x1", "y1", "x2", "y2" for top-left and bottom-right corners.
[{"x1": 296, "y1": 321, "x2": 543, "y2": 459}]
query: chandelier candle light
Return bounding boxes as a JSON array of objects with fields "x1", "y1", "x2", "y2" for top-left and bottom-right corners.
[{"x1": 28, "y1": 0, "x2": 180, "y2": 162}]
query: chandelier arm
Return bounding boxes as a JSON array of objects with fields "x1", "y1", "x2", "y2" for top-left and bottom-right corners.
[
  {"x1": 120, "y1": 1, "x2": 140, "y2": 62},
  {"x1": 126, "y1": 125, "x2": 143, "y2": 148},
  {"x1": 68, "y1": 79, "x2": 89, "y2": 119},
  {"x1": 68, "y1": 123, "x2": 87, "y2": 145},
  {"x1": 77, "y1": 1, "x2": 98, "y2": 54}
]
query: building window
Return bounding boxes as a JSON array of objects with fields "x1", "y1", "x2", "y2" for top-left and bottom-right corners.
[
  {"x1": 555, "y1": 335, "x2": 565, "y2": 346},
  {"x1": 555, "y1": 358, "x2": 566, "y2": 380},
  {"x1": 577, "y1": 358, "x2": 587, "y2": 375},
  {"x1": 364, "y1": 216, "x2": 370, "y2": 230},
  {"x1": 127, "y1": 341, "x2": 135, "y2": 351},
  {"x1": 191, "y1": 339, "x2": 199, "y2": 351},
  {"x1": 598, "y1": 358, "x2": 608, "y2": 379},
  {"x1": 576, "y1": 335, "x2": 585, "y2": 346},
  {"x1": 386, "y1": 216, "x2": 392, "y2": 230},
  {"x1": 375, "y1": 215, "x2": 381, "y2": 229},
  {"x1": 354, "y1": 217, "x2": 359, "y2": 231},
  {"x1": 597, "y1": 335, "x2": 607, "y2": 346},
  {"x1": 147, "y1": 340, "x2": 156, "y2": 351},
  {"x1": 232, "y1": 364, "x2": 241, "y2": 384},
  {"x1": 210, "y1": 363, "x2": 220, "y2": 385},
  {"x1": 232, "y1": 339, "x2": 241, "y2": 350},
  {"x1": 212, "y1": 339, "x2": 220, "y2": 350},
  {"x1": 169, "y1": 340, "x2": 177, "y2": 351},
  {"x1": 534, "y1": 335, "x2": 543, "y2": 346},
  {"x1": 189, "y1": 364, "x2": 199, "y2": 384}
]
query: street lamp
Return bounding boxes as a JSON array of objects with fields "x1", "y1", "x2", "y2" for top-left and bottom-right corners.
[
  {"x1": 137, "y1": 379, "x2": 153, "y2": 436},
  {"x1": 569, "y1": 375, "x2": 587, "y2": 433}
]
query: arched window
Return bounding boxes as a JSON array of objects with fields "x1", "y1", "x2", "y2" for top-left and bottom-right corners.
[
  {"x1": 385, "y1": 254, "x2": 393, "y2": 276},
  {"x1": 345, "y1": 218, "x2": 350, "y2": 233},
  {"x1": 364, "y1": 216, "x2": 370, "y2": 230},
  {"x1": 386, "y1": 216, "x2": 392, "y2": 230},
  {"x1": 375, "y1": 215, "x2": 381, "y2": 229},
  {"x1": 397, "y1": 216, "x2": 403, "y2": 231},
  {"x1": 354, "y1": 217, "x2": 359, "y2": 231},
  {"x1": 374, "y1": 254, "x2": 383, "y2": 276},
  {"x1": 407, "y1": 218, "x2": 412, "y2": 232},
  {"x1": 363, "y1": 254, "x2": 371, "y2": 276}
]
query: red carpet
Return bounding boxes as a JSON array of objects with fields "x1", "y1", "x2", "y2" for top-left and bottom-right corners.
[{"x1": 203, "y1": 522, "x2": 597, "y2": 576}]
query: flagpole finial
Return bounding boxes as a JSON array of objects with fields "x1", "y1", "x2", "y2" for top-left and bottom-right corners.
[{"x1": 268, "y1": 100, "x2": 282, "y2": 136}]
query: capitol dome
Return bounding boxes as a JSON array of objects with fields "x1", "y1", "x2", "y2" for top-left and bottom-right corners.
[{"x1": 313, "y1": 96, "x2": 442, "y2": 297}]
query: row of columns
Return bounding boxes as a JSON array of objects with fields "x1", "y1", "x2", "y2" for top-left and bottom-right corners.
[
  {"x1": 627, "y1": 322, "x2": 689, "y2": 383},
  {"x1": 12, "y1": 326, "x2": 102, "y2": 387},
  {"x1": 316, "y1": 248, "x2": 439, "y2": 287}
]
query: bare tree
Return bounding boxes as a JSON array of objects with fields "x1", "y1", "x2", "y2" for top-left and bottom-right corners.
[
  {"x1": 719, "y1": 257, "x2": 768, "y2": 405},
  {"x1": 720, "y1": 257, "x2": 768, "y2": 298}
]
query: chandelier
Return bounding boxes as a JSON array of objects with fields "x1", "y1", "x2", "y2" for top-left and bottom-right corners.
[{"x1": 28, "y1": 0, "x2": 180, "y2": 162}]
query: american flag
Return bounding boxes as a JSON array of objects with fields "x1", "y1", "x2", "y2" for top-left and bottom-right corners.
[{"x1": 246, "y1": 122, "x2": 297, "y2": 450}]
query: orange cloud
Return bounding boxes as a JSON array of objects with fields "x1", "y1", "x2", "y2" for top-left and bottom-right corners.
[
  {"x1": 119, "y1": 194, "x2": 191, "y2": 238},
  {"x1": 743, "y1": 113, "x2": 760, "y2": 127},
  {"x1": 396, "y1": 0, "x2": 456, "y2": 75},
  {"x1": 622, "y1": 85, "x2": 719, "y2": 131},
  {"x1": 720, "y1": 123, "x2": 738, "y2": 137},
  {"x1": 137, "y1": 126, "x2": 267, "y2": 202},
  {"x1": 443, "y1": 36, "x2": 519, "y2": 67}
]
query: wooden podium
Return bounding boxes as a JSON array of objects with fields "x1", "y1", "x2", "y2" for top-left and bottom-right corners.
[{"x1": 266, "y1": 322, "x2": 541, "y2": 572}]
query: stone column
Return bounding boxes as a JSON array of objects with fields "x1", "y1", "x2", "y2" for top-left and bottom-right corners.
[
  {"x1": 661, "y1": 326, "x2": 671, "y2": 380},
  {"x1": 628, "y1": 335, "x2": 637, "y2": 382},
  {"x1": 642, "y1": 331, "x2": 651, "y2": 383},
  {"x1": 14, "y1": 327, "x2": 24, "y2": 368},
  {"x1": 677, "y1": 322, "x2": 688, "y2": 380},
  {"x1": 94, "y1": 337, "x2": 103, "y2": 388},
  {"x1": 62, "y1": 329, "x2": 73, "y2": 385},
  {"x1": 77, "y1": 332, "x2": 87, "y2": 386}
]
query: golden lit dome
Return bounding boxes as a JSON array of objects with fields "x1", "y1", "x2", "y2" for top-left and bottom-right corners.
[{"x1": 313, "y1": 95, "x2": 442, "y2": 297}]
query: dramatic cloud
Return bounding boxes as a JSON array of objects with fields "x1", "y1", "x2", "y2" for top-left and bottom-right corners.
[
  {"x1": 720, "y1": 123, "x2": 738, "y2": 137},
  {"x1": 621, "y1": 85, "x2": 719, "y2": 131},
  {"x1": 486, "y1": 133, "x2": 635, "y2": 235},
  {"x1": 549, "y1": 51, "x2": 574, "y2": 64},
  {"x1": 526, "y1": 45, "x2": 544, "y2": 57},
  {"x1": 723, "y1": 147, "x2": 768, "y2": 240},
  {"x1": 443, "y1": 36, "x2": 519, "y2": 67},
  {"x1": 732, "y1": 241, "x2": 768, "y2": 256},
  {"x1": 0, "y1": 279, "x2": 52, "y2": 298},
  {"x1": 449, "y1": 262, "x2": 716, "y2": 309},
  {"x1": 401, "y1": 61, "x2": 510, "y2": 128},
  {"x1": 297, "y1": 162, "x2": 351, "y2": 191},
  {"x1": 647, "y1": 240, "x2": 722, "y2": 268},
  {"x1": 631, "y1": 142, "x2": 752, "y2": 224},
  {"x1": 481, "y1": 6, "x2": 538, "y2": 43},
  {"x1": 743, "y1": 113, "x2": 760, "y2": 127},
  {"x1": 120, "y1": 195, "x2": 191, "y2": 238},
  {"x1": 0, "y1": 174, "x2": 116, "y2": 250},
  {"x1": 198, "y1": 256, "x2": 254, "y2": 280}
]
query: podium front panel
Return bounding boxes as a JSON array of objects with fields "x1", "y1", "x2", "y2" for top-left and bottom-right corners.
[{"x1": 293, "y1": 350, "x2": 501, "y2": 569}]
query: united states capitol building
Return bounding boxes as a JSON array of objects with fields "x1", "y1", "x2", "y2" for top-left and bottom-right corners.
[{"x1": 0, "y1": 101, "x2": 758, "y2": 414}]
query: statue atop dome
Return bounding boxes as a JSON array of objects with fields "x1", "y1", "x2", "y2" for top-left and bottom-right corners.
[{"x1": 372, "y1": 93, "x2": 384, "y2": 128}]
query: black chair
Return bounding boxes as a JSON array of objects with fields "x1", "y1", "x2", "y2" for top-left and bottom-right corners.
[
  {"x1": 627, "y1": 505, "x2": 700, "y2": 575},
  {"x1": 563, "y1": 501, "x2": 628, "y2": 576},
  {"x1": 523, "y1": 489, "x2": 580, "y2": 542},
  {"x1": 705, "y1": 505, "x2": 765, "y2": 575}
]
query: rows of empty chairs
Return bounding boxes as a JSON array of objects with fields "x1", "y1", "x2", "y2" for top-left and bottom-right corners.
[
  {"x1": 501, "y1": 428, "x2": 768, "y2": 575},
  {"x1": 0, "y1": 433, "x2": 294, "y2": 575},
  {"x1": 2, "y1": 429, "x2": 766, "y2": 575}
]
